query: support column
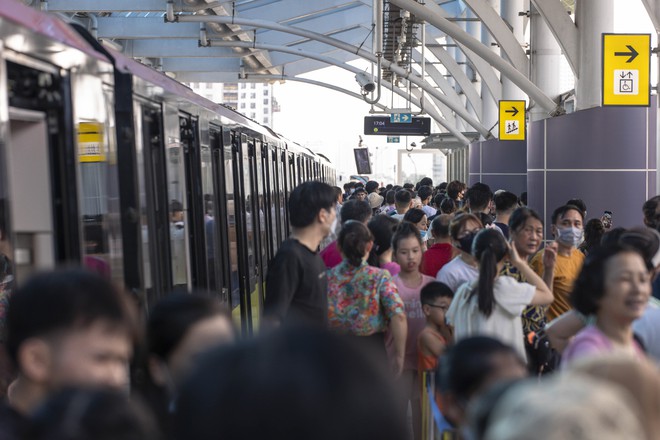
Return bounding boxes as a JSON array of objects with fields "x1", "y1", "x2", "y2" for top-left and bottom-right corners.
[
  {"x1": 465, "y1": 9, "x2": 482, "y2": 122},
  {"x1": 501, "y1": 0, "x2": 528, "y2": 101},
  {"x1": 575, "y1": 0, "x2": 614, "y2": 110},
  {"x1": 529, "y1": 3, "x2": 562, "y2": 121},
  {"x1": 481, "y1": 0, "x2": 500, "y2": 135}
]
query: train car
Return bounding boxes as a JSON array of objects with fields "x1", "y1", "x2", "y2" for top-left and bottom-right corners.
[{"x1": 0, "y1": 1, "x2": 335, "y2": 334}]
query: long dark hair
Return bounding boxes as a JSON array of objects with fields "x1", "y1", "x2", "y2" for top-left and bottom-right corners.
[
  {"x1": 392, "y1": 221, "x2": 423, "y2": 254},
  {"x1": 367, "y1": 215, "x2": 399, "y2": 267},
  {"x1": 470, "y1": 229, "x2": 508, "y2": 317},
  {"x1": 338, "y1": 221, "x2": 374, "y2": 266}
]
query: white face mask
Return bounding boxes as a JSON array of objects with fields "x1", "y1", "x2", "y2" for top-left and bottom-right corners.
[{"x1": 557, "y1": 226, "x2": 583, "y2": 247}]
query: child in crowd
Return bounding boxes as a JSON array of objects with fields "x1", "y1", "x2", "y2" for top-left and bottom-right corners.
[
  {"x1": 390, "y1": 222, "x2": 435, "y2": 440},
  {"x1": 417, "y1": 282, "x2": 454, "y2": 374}
]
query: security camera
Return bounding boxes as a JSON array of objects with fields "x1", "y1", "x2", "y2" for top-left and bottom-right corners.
[
  {"x1": 410, "y1": 142, "x2": 416, "y2": 148},
  {"x1": 355, "y1": 72, "x2": 375, "y2": 93}
]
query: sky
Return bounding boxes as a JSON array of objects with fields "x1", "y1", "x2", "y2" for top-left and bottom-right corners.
[{"x1": 271, "y1": 0, "x2": 656, "y2": 186}]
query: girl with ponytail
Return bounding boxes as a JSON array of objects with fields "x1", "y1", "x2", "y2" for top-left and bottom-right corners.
[
  {"x1": 445, "y1": 229, "x2": 554, "y2": 361},
  {"x1": 326, "y1": 220, "x2": 407, "y2": 375}
]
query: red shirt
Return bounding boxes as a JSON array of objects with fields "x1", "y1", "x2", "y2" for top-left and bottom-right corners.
[
  {"x1": 421, "y1": 243, "x2": 453, "y2": 277},
  {"x1": 320, "y1": 241, "x2": 342, "y2": 269}
]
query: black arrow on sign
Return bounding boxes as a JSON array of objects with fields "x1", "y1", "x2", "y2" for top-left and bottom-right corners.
[
  {"x1": 505, "y1": 107, "x2": 519, "y2": 117},
  {"x1": 614, "y1": 45, "x2": 639, "y2": 63}
]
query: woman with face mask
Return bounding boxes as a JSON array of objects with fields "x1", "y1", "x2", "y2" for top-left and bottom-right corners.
[
  {"x1": 403, "y1": 208, "x2": 429, "y2": 243},
  {"x1": 436, "y1": 213, "x2": 484, "y2": 293}
]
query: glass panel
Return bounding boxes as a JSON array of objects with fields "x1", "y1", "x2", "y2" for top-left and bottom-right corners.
[
  {"x1": 255, "y1": 144, "x2": 267, "y2": 273},
  {"x1": 166, "y1": 137, "x2": 187, "y2": 289},
  {"x1": 242, "y1": 137, "x2": 256, "y2": 294},
  {"x1": 77, "y1": 85, "x2": 124, "y2": 284},
  {"x1": 134, "y1": 104, "x2": 150, "y2": 291},
  {"x1": 200, "y1": 142, "x2": 217, "y2": 290},
  {"x1": 224, "y1": 143, "x2": 240, "y2": 309}
]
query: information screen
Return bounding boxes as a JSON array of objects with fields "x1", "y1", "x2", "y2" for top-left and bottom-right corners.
[{"x1": 363, "y1": 116, "x2": 431, "y2": 136}]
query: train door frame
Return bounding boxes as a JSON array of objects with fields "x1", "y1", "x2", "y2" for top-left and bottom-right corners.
[
  {"x1": 135, "y1": 99, "x2": 172, "y2": 302},
  {"x1": 4, "y1": 58, "x2": 81, "y2": 276},
  {"x1": 209, "y1": 125, "x2": 230, "y2": 305},
  {"x1": 179, "y1": 112, "x2": 208, "y2": 289},
  {"x1": 229, "y1": 131, "x2": 252, "y2": 334},
  {"x1": 261, "y1": 142, "x2": 275, "y2": 264},
  {"x1": 270, "y1": 146, "x2": 283, "y2": 250},
  {"x1": 250, "y1": 138, "x2": 266, "y2": 312}
]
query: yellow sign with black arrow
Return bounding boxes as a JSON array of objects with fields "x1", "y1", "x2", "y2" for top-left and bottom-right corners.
[
  {"x1": 602, "y1": 33, "x2": 650, "y2": 106},
  {"x1": 498, "y1": 100, "x2": 526, "y2": 141}
]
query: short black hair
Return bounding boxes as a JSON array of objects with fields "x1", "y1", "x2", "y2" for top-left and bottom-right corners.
[
  {"x1": 420, "y1": 281, "x2": 454, "y2": 305},
  {"x1": 433, "y1": 193, "x2": 445, "y2": 209},
  {"x1": 446, "y1": 180, "x2": 466, "y2": 200},
  {"x1": 430, "y1": 215, "x2": 451, "y2": 238},
  {"x1": 419, "y1": 177, "x2": 433, "y2": 188},
  {"x1": 571, "y1": 244, "x2": 646, "y2": 315},
  {"x1": 340, "y1": 200, "x2": 372, "y2": 224},
  {"x1": 642, "y1": 195, "x2": 660, "y2": 229},
  {"x1": 288, "y1": 181, "x2": 336, "y2": 228},
  {"x1": 551, "y1": 204, "x2": 585, "y2": 224},
  {"x1": 6, "y1": 269, "x2": 133, "y2": 367},
  {"x1": 385, "y1": 190, "x2": 396, "y2": 205},
  {"x1": 417, "y1": 185, "x2": 433, "y2": 202},
  {"x1": 170, "y1": 200, "x2": 183, "y2": 213},
  {"x1": 466, "y1": 182, "x2": 493, "y2": 212},
  {"x1": 148, "y1": 293, "x2": 232, "y2": 361},
  {"x1": 403, "y1": 183, "x2": 414, "y2": 190},
  {"x1": 437, "y1": 336, "x2": 523, "y2": 400},
  {"x1": 520, "y1": 192, "x2": 528, "y2": 205},
  {"x1": 365, "y1": 181, "x2": 379, "y2": 194},
  {"x1": 494, "y1": 191, "x2": 518, "y2": 213},
  {"x1": 394, "y1": 189, "x2": 412, "y2": 207},
  {"x1": 403, "y1": 208, "x2": 426, "y2": 225},
  {"x1": 566, "y1": 199, "x2": 587, "y2": 217},
  {"x1": 175, "y1": 327, "x2": 407, "y2": 440}
]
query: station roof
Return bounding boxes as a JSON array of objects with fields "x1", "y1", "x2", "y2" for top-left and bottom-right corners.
[{"x1": 37, "y1": 0, "x2": 592, "y2": 143}]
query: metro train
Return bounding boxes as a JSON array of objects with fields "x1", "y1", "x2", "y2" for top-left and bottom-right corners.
[{"x1": 0, "y1": 1, "x2": 335, "y2": 333}]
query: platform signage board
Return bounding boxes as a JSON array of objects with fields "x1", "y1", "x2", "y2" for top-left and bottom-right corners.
[
  {"x1": 364, "y1": 116, "x2": 431, "y2": 136},
  {"x1": 390, "y1": 113, "x2": 412, "y2": 123},
  {"x1": 602, "y1": 33, "x2": 650, "y2": 106},
  {"x1": 498, "y1": 100, "x2": 526, "y2": 141}
]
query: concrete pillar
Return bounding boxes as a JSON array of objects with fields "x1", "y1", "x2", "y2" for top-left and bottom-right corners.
[
  {"x1": 575, "y1": 0, "x2": 614, "y2": 110},
  {"x1": 465, "y1": 9, "x2": 482, "y2": 122},
  {"x1": 501, "y1": 0, "x2": 528, "y2": 101},
  {"x1": 529, "y1": 3, "x2": 562, "y2": 121}
]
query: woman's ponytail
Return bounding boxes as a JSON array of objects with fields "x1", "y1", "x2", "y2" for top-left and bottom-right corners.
[{"x1": 470, "y1": 229, "x2": 508, "y2": 317}]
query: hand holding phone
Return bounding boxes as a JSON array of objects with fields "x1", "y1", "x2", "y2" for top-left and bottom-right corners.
[{"x1": 602, "y1": 211, "x2": 613, "y2": 230}]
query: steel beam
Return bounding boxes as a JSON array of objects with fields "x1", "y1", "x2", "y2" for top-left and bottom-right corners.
[
  {"x1": 462, "y1": 0, "x2": 529, "y2": 73},
  {"x1": 389, "y1": 0, "x2": 557, "y2": 114},
  {"x1": 174, "y1": 15, "x2": 492, "y2": 137}
]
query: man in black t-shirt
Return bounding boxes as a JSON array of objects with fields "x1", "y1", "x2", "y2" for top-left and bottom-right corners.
[{"x1": 264, "y1": 181, "x2": 337, "y2": 327}]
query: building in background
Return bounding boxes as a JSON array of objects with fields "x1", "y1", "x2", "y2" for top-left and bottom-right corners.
[{"x1": 187, "y1": 82, "x2": 277, "y2": 127}]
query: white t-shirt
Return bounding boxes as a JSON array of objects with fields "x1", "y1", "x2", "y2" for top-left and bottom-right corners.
[
  {"x1": 633, "y1": 304, "x2": 660, "y2": 365},
  {"x1": 436, "y1": 256, "x2": 479, "y2": 293},
  {"x1": 446, "y1": 275, "x2": 536, "y2": 361}
]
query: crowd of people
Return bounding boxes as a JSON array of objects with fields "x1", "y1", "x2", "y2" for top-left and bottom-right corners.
[{"x1": 0, "y1": 178, "x2": 659, "y2": 439}]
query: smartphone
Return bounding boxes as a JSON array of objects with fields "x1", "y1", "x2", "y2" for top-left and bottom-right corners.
[{"x1": 602, "y1": 211, "x2": 613, "y2": 229}]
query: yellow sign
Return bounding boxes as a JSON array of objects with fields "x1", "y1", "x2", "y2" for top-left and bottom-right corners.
[
  {"x1": 602, "y1": 33, "x2": 650, "y2": 106},
  {"x1": 498, "y1": 100, "x2": 526, "y2": 141},
  {"x1": 77, "y1": 122, "x2": 106, "y2": 162}
]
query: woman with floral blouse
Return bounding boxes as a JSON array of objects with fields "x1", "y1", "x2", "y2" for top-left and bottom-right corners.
[{"x1": 327, "y1": 220, "x2": 407, "y2": 375}]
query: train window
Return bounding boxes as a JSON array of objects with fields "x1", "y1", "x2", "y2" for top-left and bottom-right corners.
[
  {"x1": 200, "y1": 142, "x2": 217, "y2": 290},
  {"x1": 165, "y1": 112, "x2": 189, "y2": 290},
  {"x1": 77, "y1": 83, "x2": 125, "y2": 286}
]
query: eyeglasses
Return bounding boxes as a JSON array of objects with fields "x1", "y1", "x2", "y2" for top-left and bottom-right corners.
[{"x1": 424, "y1": 303, "x2": 449, "y2": 311}]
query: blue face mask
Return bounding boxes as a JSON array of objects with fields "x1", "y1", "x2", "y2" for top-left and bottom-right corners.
[
  {"x1": 557, "y1": 226, "x2": 583, "y2": 247},
  {"x1": 420, "y1": 230, "x2": 428, "y2": 240}
]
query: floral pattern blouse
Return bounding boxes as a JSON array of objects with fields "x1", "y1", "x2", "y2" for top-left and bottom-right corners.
[{"x1": 327, "y1": 260, "x2": 404, "y2": 336}]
